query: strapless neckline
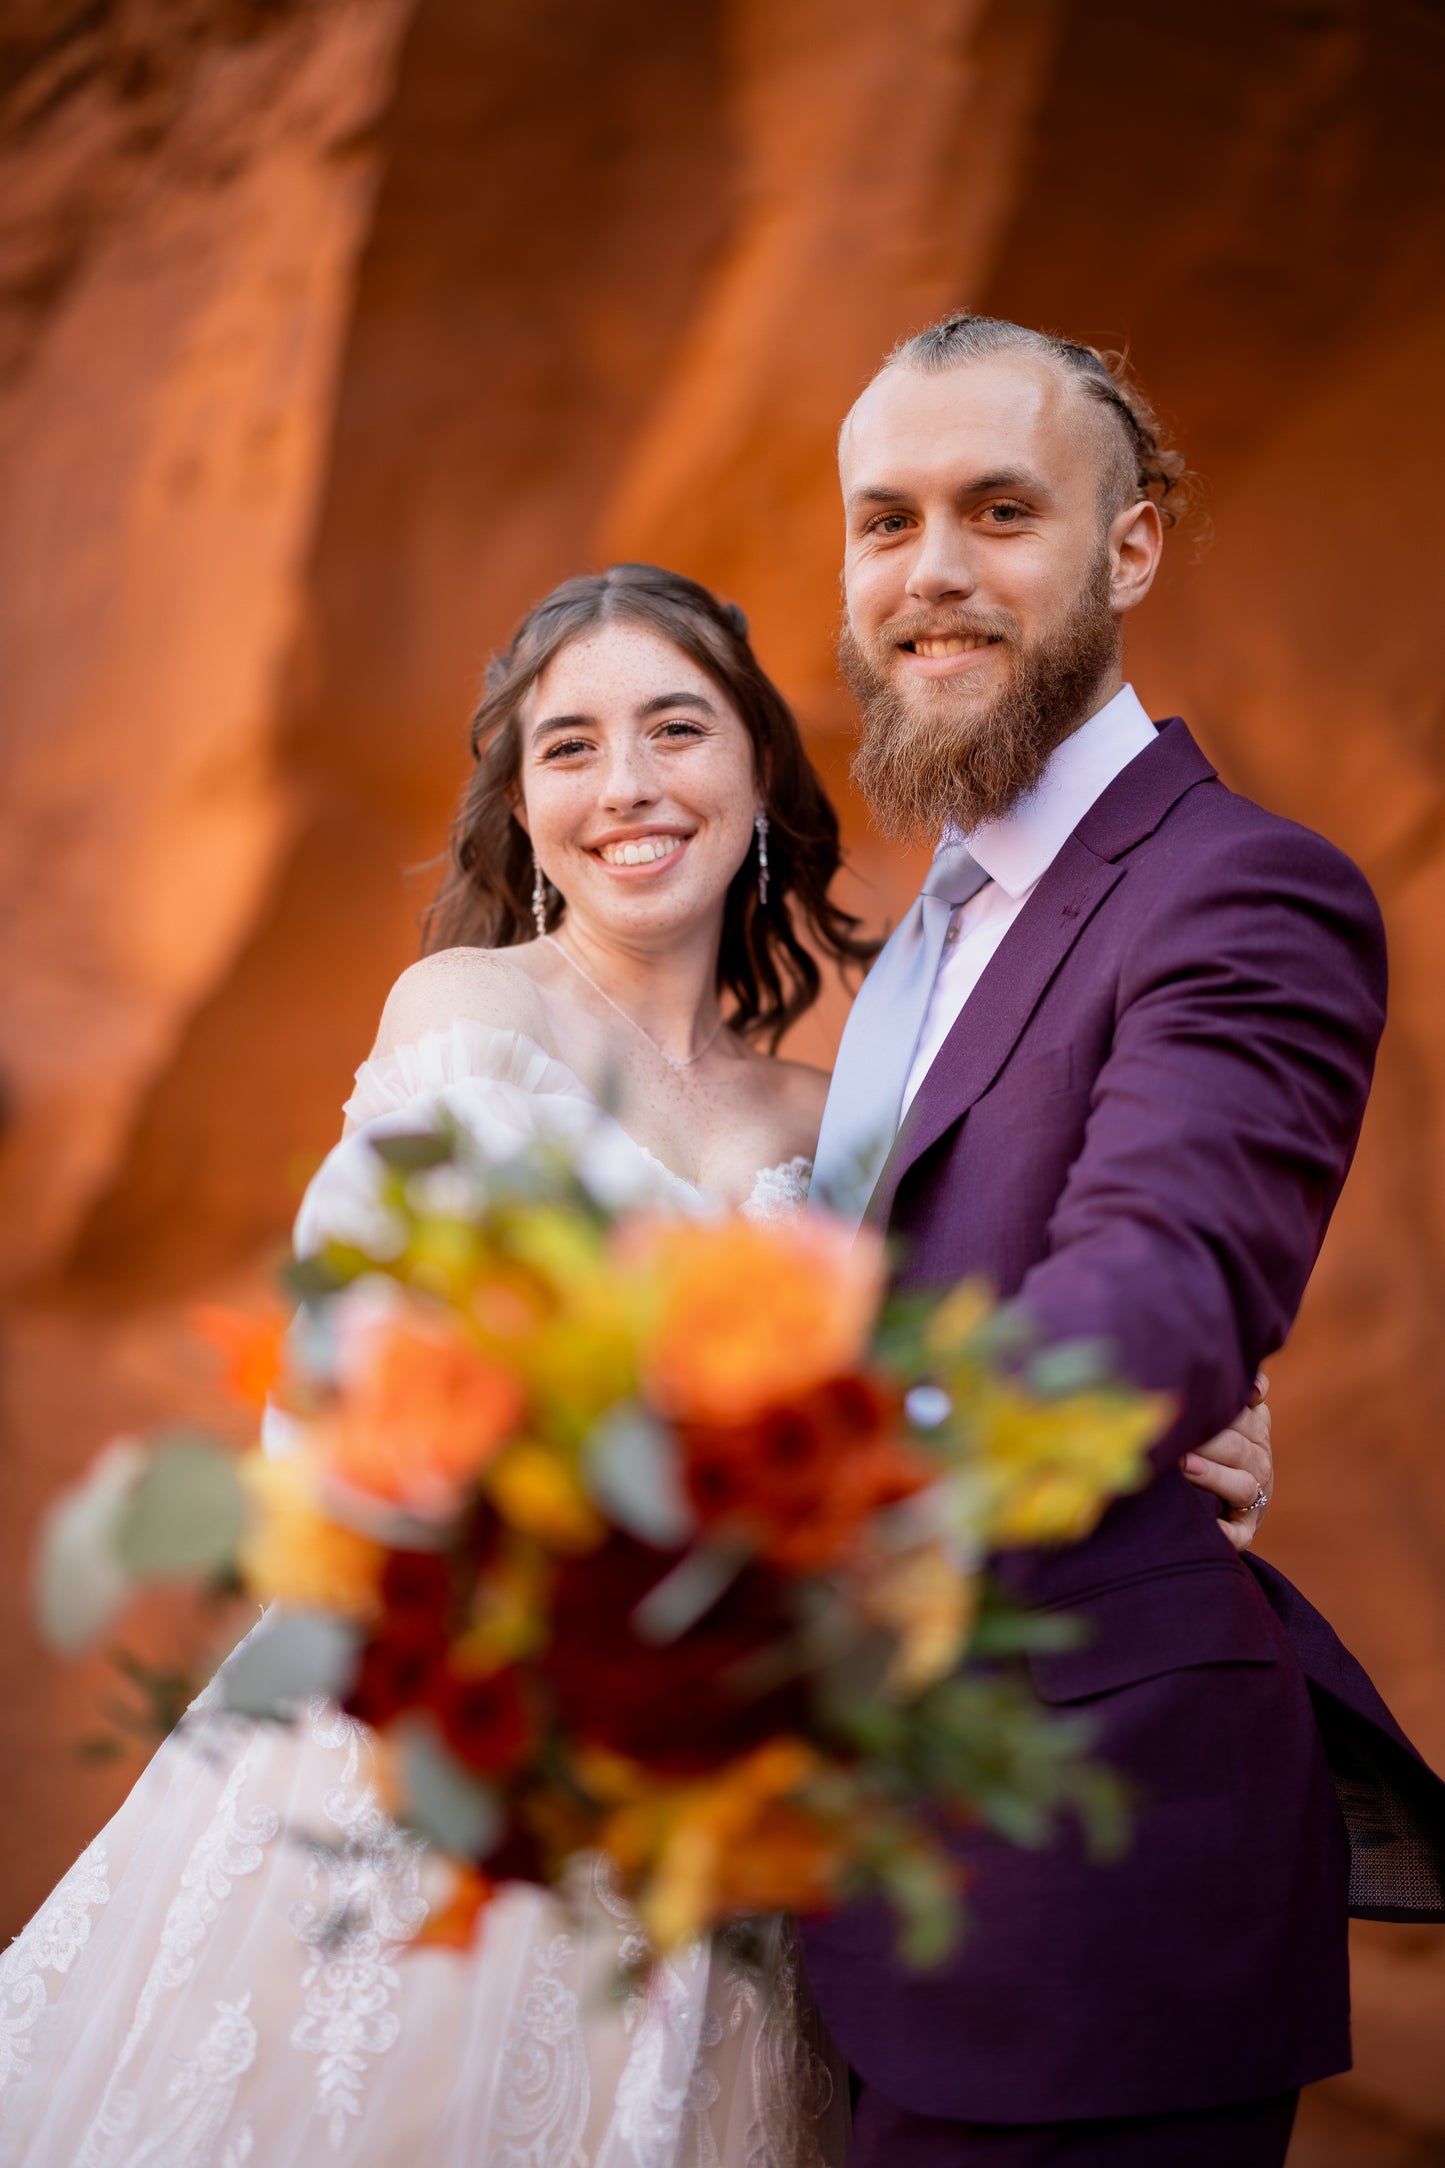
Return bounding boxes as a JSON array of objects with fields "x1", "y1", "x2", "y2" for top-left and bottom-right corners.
[{"x1": 341, "y1": 1019, "x2": 813, "y2": 1216}]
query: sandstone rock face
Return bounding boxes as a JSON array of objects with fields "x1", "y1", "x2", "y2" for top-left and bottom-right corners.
[
  {"x1": 5, "y1": 0, "x2": 1445, "y2": 2150},
  {"x1": 0, "y1": 0, "x2": 414, "y2": 1290}
]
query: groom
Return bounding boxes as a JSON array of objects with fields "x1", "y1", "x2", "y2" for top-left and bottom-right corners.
[{"x1": 803, "y1": 315, "x2": 1445, "y2": 2165}]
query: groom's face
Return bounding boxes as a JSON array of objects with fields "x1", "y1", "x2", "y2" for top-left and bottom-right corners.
[{"x1": 838, "y1": 354, "x2": 1150, "y2": 839}]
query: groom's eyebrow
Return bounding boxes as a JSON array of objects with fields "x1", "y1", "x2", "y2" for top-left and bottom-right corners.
[{"x1": 847, "y1": 468, "x2": 1048, "y2": 511}]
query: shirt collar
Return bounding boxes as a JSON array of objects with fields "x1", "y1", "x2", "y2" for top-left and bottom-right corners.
[{"x1": 960, "y1": 682, "x2": 1158, "y2": 901}]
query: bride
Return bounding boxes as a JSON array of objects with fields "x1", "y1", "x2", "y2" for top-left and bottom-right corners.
[{"x1": 0, "y1": 564, "x2": 1272, "y2": 2167}]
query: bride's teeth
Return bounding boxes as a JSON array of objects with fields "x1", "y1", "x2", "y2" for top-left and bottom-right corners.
[{"x1": 601, "y1": 836, "x2": 683, "y2": 866}]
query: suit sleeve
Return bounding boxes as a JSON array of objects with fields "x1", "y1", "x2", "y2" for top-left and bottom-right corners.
[{"x1": 1013, "y1": 823, "x2": 1387, "y2": 1463}]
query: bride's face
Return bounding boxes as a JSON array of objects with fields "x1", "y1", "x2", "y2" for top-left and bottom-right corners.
[{"x1": 517, "y1": 621, "x2": 759, "y2": 949}]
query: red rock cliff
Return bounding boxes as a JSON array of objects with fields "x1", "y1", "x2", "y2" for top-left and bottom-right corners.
[{"x1": 4, "y1": 3, "x2": 1445, "y2": 2153}]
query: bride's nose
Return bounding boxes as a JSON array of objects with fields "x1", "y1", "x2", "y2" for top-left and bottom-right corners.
[{"x1": 596, "y1": 736, "x2": 661, "y2": 812}]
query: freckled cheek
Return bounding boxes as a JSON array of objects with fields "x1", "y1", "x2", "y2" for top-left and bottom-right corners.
[
  {"x1": 521, "y1": 771, "x2": 597, "y2": 863},
  {"x1": 688, "y1": 750, "x2": 762, "y2": 858}
]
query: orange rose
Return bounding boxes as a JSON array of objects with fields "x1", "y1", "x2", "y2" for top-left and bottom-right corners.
[
  {"x1": 318, "y1": 1305, "x2": 525, "y2": 1519},
  {"x1": 640, "y1": 1216, "x2": 884, "y2": 1425}
]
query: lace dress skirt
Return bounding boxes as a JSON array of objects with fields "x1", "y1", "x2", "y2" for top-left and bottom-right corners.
[{"x1": 0, "y1": 1694, "x2": 847, "y2": 2167}]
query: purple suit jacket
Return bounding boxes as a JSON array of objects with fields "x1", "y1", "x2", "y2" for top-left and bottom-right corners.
[{"x1": 799, "y1": 720, "x2": 1445, "y2": 2124}]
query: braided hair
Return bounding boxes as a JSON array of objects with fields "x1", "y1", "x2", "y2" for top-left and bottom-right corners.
[{"x1": 879, "y1": 312, "x2": 1194, "y2": 527}]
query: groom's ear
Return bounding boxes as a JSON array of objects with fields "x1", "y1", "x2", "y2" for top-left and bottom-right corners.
[{"x1": 1109, "y1": 498, "x2": 1164, "y2": 618}]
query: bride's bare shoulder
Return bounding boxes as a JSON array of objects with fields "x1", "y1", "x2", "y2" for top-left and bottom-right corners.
[{"x1": 371, "y1": 945, "x2": 550, "y2": 1058}]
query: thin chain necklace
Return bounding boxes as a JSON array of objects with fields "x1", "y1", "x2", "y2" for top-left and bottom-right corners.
[{"x1": 544, "y1": 935, "x2": 725, "y2": 1072}]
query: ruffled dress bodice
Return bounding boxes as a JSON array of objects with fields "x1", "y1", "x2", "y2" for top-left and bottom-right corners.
[{"x1": 294, "y1": 1019, "x2": 812, "y2": 1261}]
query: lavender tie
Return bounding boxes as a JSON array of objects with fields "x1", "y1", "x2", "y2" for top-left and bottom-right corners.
[{"x1": 811, "y1": 837, "x2": 989, "y2": 1230}]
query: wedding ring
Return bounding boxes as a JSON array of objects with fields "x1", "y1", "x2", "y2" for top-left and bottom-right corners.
[{"x1": 1232, "y1": 1486, "x2": 1270, "y2": 1519}]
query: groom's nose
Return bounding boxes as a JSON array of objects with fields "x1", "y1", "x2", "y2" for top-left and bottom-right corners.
[{"x1": 903, "y1": 518, "x2": 977, "y2": 605}]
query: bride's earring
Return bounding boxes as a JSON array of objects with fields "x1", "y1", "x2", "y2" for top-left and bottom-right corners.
[
  {"x1": 754, "y1": 808, "x2": 770, "y2": 906},
  {"x1": 531, "y1": 855, "x2": 549, "y2": 938}
]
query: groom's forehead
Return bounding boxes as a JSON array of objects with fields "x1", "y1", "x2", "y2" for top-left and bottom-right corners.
[{"x1": 839, "y1": 354, "x2": 1100, "y2": 502}]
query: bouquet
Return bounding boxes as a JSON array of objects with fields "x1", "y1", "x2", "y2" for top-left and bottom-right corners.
[{"x1": 38, "y1": 1117, "x2": 1166, "y2": 1965}]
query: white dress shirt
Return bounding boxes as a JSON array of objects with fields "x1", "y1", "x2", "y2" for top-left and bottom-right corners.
[{"x1": 899, "y1": 683, "x2": 1158, "y2": 1114}]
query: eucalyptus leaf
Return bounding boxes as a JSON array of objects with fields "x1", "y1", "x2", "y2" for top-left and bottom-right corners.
[
  {"x1": 368, "y1": 1128, "x2": 457, "y2": 1174},
  {"x1": 283, "y1": 1252, "x2": 348, "y2": 1301},
  {"x1": 1023, "y1": 1337, "x2": 1114, "y2": 1396},
  {"x1": 630, "y1": 1540, "x2": 751, "y2": 1645},
  {"x1": 116, "y1": 1438, "x2": 245, "y2": 1578},
  {"x1": 36, "y1": 1436, "x2": 148, "y2": 1653},
  {"x1": 395, "y1": 1719, "x2": 502, "y2": 1857},
  {"x1": 218, "y1": 1610, "x2": 360, "y2": 1721},
  {"x1": 881, "y1": 1845, "x2": 963, "y2": 1969},
  {"x1": 582, "y1": 1405, "x2": 696, "y2": 1548},
  {"x1": 964, "y1": 1604, "x2": 1086, "y2": 1659}
]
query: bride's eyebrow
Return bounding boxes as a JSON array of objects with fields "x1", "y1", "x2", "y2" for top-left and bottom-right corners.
[
  {"x1": 531, "y1": 711, "x2": 591, "y2": 745},
  {"x1": 530, "y1": 691, "x2": 715, "y2": 747},
  {"x1": 636, "y1": 691, "x2": 716, "y2": 719}
]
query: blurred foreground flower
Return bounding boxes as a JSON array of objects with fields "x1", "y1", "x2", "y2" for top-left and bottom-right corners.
[{"x1": 36, "y1": 1119, "x2": 1163, "y2": 1968}]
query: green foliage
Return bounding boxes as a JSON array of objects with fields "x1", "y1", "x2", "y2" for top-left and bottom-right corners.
[{"x1": 116, "y1": 1436, "x2": 245, "y2": 1578}]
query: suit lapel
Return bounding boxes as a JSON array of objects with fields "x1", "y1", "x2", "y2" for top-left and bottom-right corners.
[{"x1": 866, "y1": 718, "x2": 1219, "y2": 1227}]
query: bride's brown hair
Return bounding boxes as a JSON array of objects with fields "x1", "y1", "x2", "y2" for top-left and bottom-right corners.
[{"x1": 422, "y1": 563, "x2": 877, "y2": 1048}]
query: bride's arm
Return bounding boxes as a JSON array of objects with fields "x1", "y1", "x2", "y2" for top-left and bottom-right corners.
[{"x1": 1182, "y1": 1373, "x2": 1273, "y2": 1552}]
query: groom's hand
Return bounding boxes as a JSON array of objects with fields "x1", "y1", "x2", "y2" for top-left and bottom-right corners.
[{"x1": 1182, "y1": 1374, "x2": 1273, "y2": 1552}]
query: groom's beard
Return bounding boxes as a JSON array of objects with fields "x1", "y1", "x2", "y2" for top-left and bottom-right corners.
[{"x1": 840, "y1": 549, "x2": 1120, "y2": 843}]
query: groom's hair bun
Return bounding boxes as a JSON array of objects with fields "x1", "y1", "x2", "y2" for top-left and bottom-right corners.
[{"x1": 875, "y1": 312, "x2": 1196, "y2": 530}]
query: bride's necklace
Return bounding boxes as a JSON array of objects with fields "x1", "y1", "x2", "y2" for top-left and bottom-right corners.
[{"x1": 544, "y1": 934, "x2": 725, "y2": 1073}]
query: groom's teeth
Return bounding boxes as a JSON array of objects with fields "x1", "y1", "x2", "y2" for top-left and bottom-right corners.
[{"x1": 913, "y1": 636, "x2": 988, "y2": 658}]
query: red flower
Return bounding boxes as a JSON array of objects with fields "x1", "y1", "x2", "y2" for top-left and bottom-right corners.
[
  {"x1": 542, "y1": 1533, "x2": 807, "y2": 1775},
  {"x1": 681, "y1": 1376, "x2": 928, "y2": 1570},
  {"x1": 344, "y1": 1634, "x2": 444, "y2": 1729},
  {"x1": 378, "y1": 1549, "x2": 455, "y2": 1645},
  {"x1": 430, "y1": 1663, "x2": 534, "y2": 1777},
  {"x1": 342, "y1": 1550, "x2": 458, "y2": 1727},
  {"x1": 478, "y1": 1817, "x2": 547, "y2": 1885}
]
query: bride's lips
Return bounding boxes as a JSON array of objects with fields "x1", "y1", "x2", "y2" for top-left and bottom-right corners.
[
  {"x1": 896, "y1": 634, "x2": 1002, "y2": 679},
  {"x1": 588, "y1": 828, "x2": 694, "y2": 878}
]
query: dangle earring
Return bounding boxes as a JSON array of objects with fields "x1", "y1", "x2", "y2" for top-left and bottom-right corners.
[
  {"x1": 531, "y1": 855, "x2": 549, "y2": 938},
  {"x1": 754, "y1": 808, "x2": 770, "y2": 907}
]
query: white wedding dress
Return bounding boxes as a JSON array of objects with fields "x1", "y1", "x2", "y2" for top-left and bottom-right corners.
[{"x1": 0, "y1": 1025, "x2": 847, "y2": 2168}]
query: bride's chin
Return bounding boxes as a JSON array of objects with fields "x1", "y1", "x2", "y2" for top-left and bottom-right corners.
[{"x1": 575, "y1": 889, "x2": 725, "y2": 946}]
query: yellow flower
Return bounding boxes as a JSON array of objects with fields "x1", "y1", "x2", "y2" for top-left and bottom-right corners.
[
  {"x1": 922, "y1": 1278, "x2": 996, "y2": 1359},
  {"x1": 450, "y1": 1539, "x2": 547, "y2": 1674},
  {"x1": 485, "y1": 1441, "x2": 605, "y2": 1554},
  {"x1": 581, "y1": 1739, "x2": 842, "y2": 1951},
  {"x1": 639, "y1": 1216, "x2": 885, "y2": 1425},
  {"x1": 974, "y1": 1385, "x2": 1167, "y2": 1547},
  {"x1": 237, "y1": 1451, "x2": 384, "y2": 1621},
  {"x1": 860, "y1": 1541, "x2": 978, "y2": 1698}
]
